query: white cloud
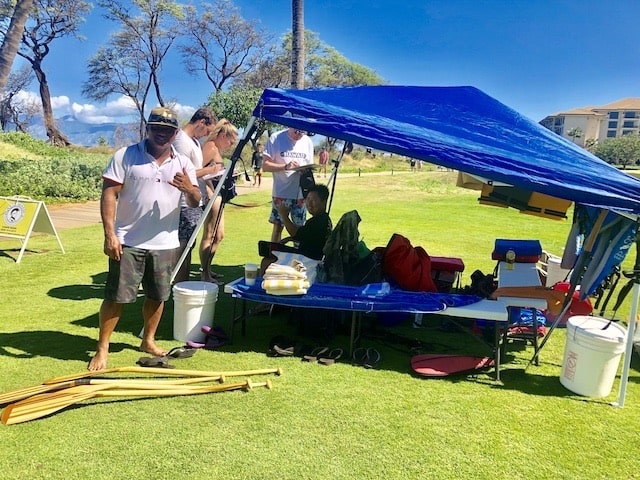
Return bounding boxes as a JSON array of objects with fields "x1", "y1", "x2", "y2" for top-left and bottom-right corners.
[
  {"x1": 18, "y1": 90, "x2": 198, "y2": 124},
  {"x1": 70, "y1": 96, "x2": 137, "y2": 124}
]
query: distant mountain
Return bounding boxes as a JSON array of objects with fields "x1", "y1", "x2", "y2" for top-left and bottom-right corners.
[{"x1": 30, "y1": 115, "x2": 139, "y2": 147}]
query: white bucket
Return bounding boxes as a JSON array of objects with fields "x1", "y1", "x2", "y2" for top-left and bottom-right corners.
[
  {"x1": 560, "y1": 315, "x2": 627, "y2": 398},
  {"x1": 546, "y1": 255, "x2": 571, "y2": 287},
  {"x1": 172, "y1": 281, "x2": 218, "y2": 343}
]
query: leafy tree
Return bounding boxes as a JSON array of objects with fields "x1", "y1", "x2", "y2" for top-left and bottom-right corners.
[
  {"x1": 0, "y1": 0, "x2": 33, "y2": 92},
  {"x1": 309, "y1": 46, "x2": 383, "y2": 86},
  {"x1": 567, "y1": 127, "x2": 583, "y2": 144},
  {"x1": 15, "y1": 0, "x2": 91, "y2": 146},
  {"x1": 180, "y1": 0, "x2": 269, "y2": 93},
  {"x1": 84, "y1": 0, "x2": 183, "y2": 139},
  {"x1": 207, "y1": 85, "x2": 271, "y2": 144},
  {"x1": 241, "y1": 30, "x2": 384, "y2": 89},
  {"x1": 594, "y1": 134, "x2": 640, "y2": 169},
  {"x1": 584, "y1": 138, "x2": 597, "y2": 152},
  {"x1": 0, "y1": 63, "x2": 37, "y2": 132},
  {"x1": 84, "y1": 32, "x2": 151, "y2": 139}
]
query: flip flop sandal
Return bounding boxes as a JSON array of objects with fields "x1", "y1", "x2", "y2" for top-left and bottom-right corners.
[
  {"x1": 351, "y1": 347, "x2": 368, "y2": 366},
  {"x1": 295, "y1": 344, "x2": 314, "y2": 358},
  {"x1": 166, "y1": 346, "x2": 197, "y2": 359},
  {"x1": 363, "y1": 348, "x2": 381, "y2": 369},
  {"x1": 136, "y1": 356, "x2": 175, "y2": 368},
  {"x1": 318, "y1": 348, "x2": 344, "y2": 365},
  {"x1": 202, "y1": 325, "x2": 230, "y2": 341},
  {"x1": 302, "y1": 346, "x2": 329, "y2": 363},
  {"x1": 268, "y1": 335, "x2": 296, "y2": 357},
  {"x1": 185, "y1": 336, "x2": 225, "y2": 350}
]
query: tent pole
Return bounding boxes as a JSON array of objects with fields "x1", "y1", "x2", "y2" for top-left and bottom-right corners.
[
  {"x1": 327, "y1": 141, "x2": 351, "y2": 215},
  {"x1": 527, "y1": 208, "x2": 608, "y2": 367},
  {"x1": 612, "y1": 281, "x2": 638, "y2": 407}
]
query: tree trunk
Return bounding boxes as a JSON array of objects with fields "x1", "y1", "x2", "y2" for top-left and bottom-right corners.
[
  {"x1": 291, "y1": 0, "x2": 304, "y2": 89},
  {"x1": 33, "y1": 60, "x2": 71, "y2": 146},
  {"x1": 0, "y1": 0, "x2": 34, "y2": 93}
]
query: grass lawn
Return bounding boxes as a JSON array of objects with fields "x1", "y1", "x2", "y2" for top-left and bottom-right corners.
[{"x1": 1, "y1": 171, "x2": 639, "y2": 480}]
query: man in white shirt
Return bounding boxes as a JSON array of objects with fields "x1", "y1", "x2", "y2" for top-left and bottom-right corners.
[
  {"x1": 88, "y1": 107, "x2": 201, "y2": 371},
  {"x1": 262, "y1": 127, "x2": 314, "y2": 242},
  {"x1": 173, "y1": 106, "x2": 217, "y2": 283}
]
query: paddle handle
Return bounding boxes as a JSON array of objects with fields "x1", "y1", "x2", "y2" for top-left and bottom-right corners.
[{"x1": 43, "y1": 366, "x2": 282, "y2": 385}]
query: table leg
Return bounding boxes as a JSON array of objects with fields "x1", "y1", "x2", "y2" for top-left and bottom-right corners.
[
  {"x1": 494, "y1": 322, "x2": 502, "y2": 381},
  {"x1": 349, "y1": 311, "x2": 361, "y2": 357}
]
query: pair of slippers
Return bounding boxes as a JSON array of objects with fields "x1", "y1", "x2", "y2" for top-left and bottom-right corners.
[
  {"x1": 136, "y1": 345, "x2": 198, "y2": 369},
  {"x1": 186, "y1": 325, "x2": 229, "y2": 350},
  {"x1": 268, "y1": 336, "x2": 343, "y2": 365},
  {"x1": 301, "y1": 346, "x2": 344, "y2": 366},
  {"x1": 352, "y1": 347, "x2": 381, "y2": 369}
]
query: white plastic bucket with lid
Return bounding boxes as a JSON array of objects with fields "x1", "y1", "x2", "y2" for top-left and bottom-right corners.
[
  {"x1": 560, "y1": 315, "x2": 627, "y2": 398},
  {"x1": 172, "y1": 281, "x2": 218, "y2": 343}
]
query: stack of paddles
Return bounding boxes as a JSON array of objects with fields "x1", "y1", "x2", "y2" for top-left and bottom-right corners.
[
  {"x1": 0, "y1": 366, "x2": 282, "y2": 425},
  {"x1": 261, "y1": 259, "x2": 310, "y2": 295}
]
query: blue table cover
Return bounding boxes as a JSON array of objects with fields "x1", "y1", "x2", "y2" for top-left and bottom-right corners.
[{"x1": 229, "y1": 279, "x2": 482, "y2": 314}]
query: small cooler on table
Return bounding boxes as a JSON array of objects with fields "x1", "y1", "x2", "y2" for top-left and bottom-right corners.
[
  {"x1": 491, "y1": 239, "x2": 542, "y2": 263},
  {"x1": 430, "y1": 257, "x2": 465, "y2": 292}
]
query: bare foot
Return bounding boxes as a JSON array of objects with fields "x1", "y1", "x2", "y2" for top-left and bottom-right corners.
[
  {"x1": 88, "y1": 350, "x2": 108, "y2": 371},
  {"x1": 140, "y1": 341, "x2": 167, "y2": 357}
]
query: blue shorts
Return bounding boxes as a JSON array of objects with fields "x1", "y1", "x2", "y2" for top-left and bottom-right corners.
[
  {"x1": 104, "y1": 246, "x2": 180, "y2": 303},
  {"x1": 269, "y1": 197, "x2": 306, "y2": 227}
]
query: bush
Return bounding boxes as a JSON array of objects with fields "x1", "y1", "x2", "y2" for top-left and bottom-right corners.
[{"x1": 0, "y1": 133, "x2": 110, "y2": 202}]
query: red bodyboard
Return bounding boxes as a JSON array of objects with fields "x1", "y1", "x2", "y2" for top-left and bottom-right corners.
[{"x1": 411, "y1": 354, "x2": 495, "y2": 377}]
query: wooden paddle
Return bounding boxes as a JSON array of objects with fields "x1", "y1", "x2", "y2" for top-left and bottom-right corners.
[
  {"x1": 0, "y1": 375, "x2": 224, "y2": 405},
  {"x1": 2, "y1": 380, "x2": 271, "y2": 425},
  {"x1": 43, "y1": 366, "x2": 283, "y2": 385}
]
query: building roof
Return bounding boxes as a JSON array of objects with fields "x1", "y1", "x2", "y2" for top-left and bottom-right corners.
[
  {"x1": 594, "y1": 98, "x2": 640, "y2": 111},
  {"x1": 546, "y1": 98, "x2": 640, "y2": 117}
]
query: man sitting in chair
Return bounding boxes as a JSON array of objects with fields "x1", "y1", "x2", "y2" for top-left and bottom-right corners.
[{"x1": 259, "y1": 184, "x2": 332, "y2": 274}]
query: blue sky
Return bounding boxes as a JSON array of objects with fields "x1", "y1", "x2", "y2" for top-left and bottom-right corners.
[{"x1": 18, "y1": 0, "x2": 640, "y2": 125}]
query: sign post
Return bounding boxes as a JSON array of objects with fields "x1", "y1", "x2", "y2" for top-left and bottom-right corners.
[{"x1": 0, "y1": 195, "x2": 65, "y2": 263}]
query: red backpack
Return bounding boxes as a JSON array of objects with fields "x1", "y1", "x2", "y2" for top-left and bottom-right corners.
[{"x1": 382, "y1": 233, "x2": 437, "y2": 292}]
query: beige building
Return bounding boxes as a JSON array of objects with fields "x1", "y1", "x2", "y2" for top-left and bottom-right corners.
[{"x1": 540, "y1": 98, "x2": 640, "y2": 148}]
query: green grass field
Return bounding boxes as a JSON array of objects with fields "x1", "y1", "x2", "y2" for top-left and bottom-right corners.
[{"x1": 1, "y1": 171, "x2": 639, "y2": 480}]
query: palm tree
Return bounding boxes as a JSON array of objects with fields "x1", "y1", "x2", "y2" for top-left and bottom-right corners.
[
  {"x1": 567, "y1": 127, "x2": 583, "y2": 144},
  {"x1": 0, "y1": 0, "x2": 34, "y2": 92},
  {"x1": 291, "y1": 0, "x2": 304, "y2": 88}
]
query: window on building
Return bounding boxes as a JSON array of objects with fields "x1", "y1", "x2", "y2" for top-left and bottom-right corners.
[
  {"x1": 609, "y1": 112, "x2": 619, "y2": 119},
  {"x1": 624, "y1": 111, "x2": 639, "y2": 119},
  {"x1": 608, "y1": 121, "x2": 618, "y2": 129},
  {"x1": 622, "y1": 130, "x2": 635, "y2": 136},
  {"x1": 554, "y1": 117, "x2": 564, "y2": 126},
  {"x1": 607, "y1": 130, "x2": 617, "y2": 138},
  {"x1": 623, "y1": 121, "x2": 637, "y2": 128}
]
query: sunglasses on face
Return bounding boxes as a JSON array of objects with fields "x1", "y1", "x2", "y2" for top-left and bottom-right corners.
[{"x1": 293, "y1": 129, "x2": 306, "y2": 135}]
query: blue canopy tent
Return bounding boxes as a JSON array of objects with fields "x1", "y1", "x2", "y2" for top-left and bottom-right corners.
[{"x1": 240, "y1": 85, "x2": 640, "y2": 405}]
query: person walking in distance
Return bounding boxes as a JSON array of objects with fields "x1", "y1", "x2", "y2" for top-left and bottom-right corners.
[
  {"x1": 251, "y1": 143, "x2": 263, "y2": 186},
  {"x1": 88, "y1": 107, "x2": 201, "y2": 371},
  {"x1": 319, "y1": 146, "x2": 329, "y2": 178},
  {"x1": 262, "y1": 127, "x2": 314, "y2": 243}
]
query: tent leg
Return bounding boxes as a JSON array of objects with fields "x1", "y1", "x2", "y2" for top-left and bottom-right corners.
[{"x1": 612, "y1": 281, "x2": 639, "y2": 408}]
